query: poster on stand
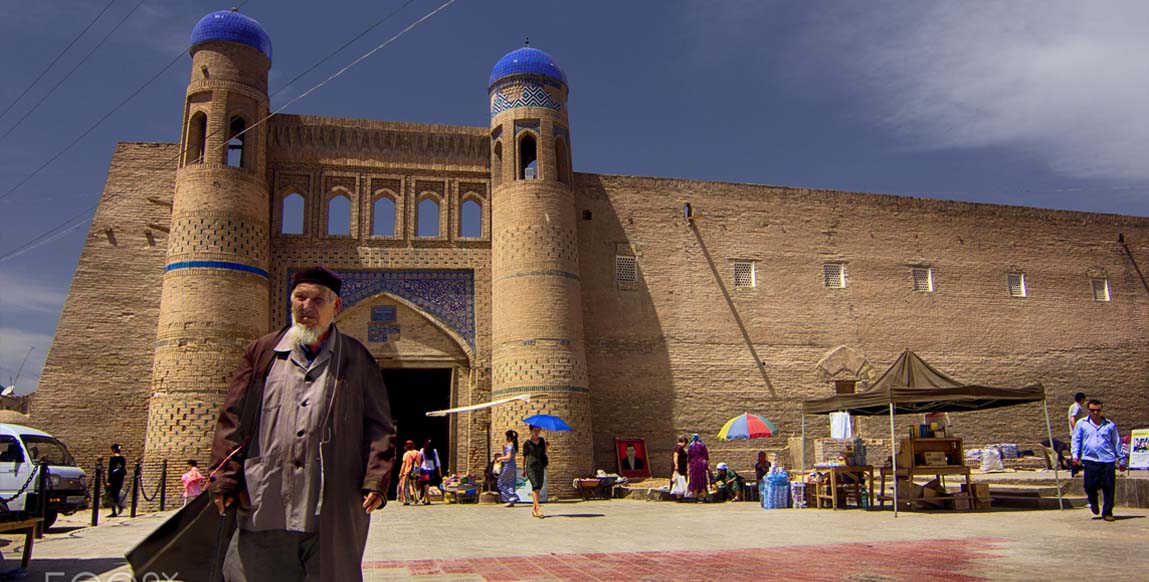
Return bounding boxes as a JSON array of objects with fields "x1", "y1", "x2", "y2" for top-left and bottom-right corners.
[{"x1": 1129, "y1": 429, "x2": 1149, "y2": 470}]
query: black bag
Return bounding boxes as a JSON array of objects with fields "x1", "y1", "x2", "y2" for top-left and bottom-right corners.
[{"x1": 124, "y1": 492, "x2": 236, "y2": 581}]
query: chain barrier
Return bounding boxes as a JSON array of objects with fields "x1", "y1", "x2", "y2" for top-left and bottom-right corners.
[
  {"x1": 136, "y1": 463, "x2": 164, "y2": 502},
  {"x1": 0, "y1": 465, "x2": 41, "y2": 504}
]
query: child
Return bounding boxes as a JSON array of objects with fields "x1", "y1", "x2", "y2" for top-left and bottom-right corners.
[{"x1": 180, "y1": 459, "x2": 206, "y2": 506}]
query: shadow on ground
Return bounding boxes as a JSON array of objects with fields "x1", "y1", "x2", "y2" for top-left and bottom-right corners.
[{"x1": 16, "y1": 558, "x2": 128, "y2": 580}]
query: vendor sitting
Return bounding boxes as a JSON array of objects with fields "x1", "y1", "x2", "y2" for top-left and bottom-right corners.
[{"x1": 714, "y1": 463, "x2": 744, "y2": 501}]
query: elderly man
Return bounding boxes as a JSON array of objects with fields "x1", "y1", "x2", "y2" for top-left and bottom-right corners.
[
  {"x1": 210, "y1": 266, "x2": 396, "y2": 581},
  {"x1": 1071, "y1": 400, "x2": 1124, "y2": 522}
]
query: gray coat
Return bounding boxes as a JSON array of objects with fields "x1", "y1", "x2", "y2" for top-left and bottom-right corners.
[{"x1": 210, "y1": 326, "x2": 396, "y2": 581}]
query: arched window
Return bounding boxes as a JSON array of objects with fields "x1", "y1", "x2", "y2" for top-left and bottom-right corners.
[
  {"x1": 492, "y1": 141, "x2": 503, "y2": 187},
  {"x1": 327, "y1": 194, "x2": 351, "y2": 236},
  {"x1": 225, "y1": 116, "x2": 247, "y2": 168},
  {"x1": 185, "y1": 112, "x2": 207, "y2": 166},
  {"x1": 555, "y1": 138, "x2": 570, "y2": 184},
  {"x1": 460, "y1": 198, "x2": 482, "y2": 238},
  {"x1": 281, "y1": 193, "x2": 304, "y2": 234},
  {"x1": 518, "y1": 134, "x2": 537, "y2": 180},
  {"x1": 372, "y1": 195, "x2": 396, "y2": 236},
  {"x1": 417, "y1": 197, "x2": 440, "y2": 237}
]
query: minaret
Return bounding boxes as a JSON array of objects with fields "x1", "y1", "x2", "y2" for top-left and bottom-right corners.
[
  {"x1": 141, "y1": 10, "x2": 272, "y2": 493},
  {"x1": 488, "y1": 44, "x2": 590, "y2": 495}
]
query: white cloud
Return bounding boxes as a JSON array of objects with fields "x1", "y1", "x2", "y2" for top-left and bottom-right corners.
[
  {"x1": 690, "y1": 1, "x2": 1149, "y2": 181},
  {"x1": 0, "y1": 327, "x2": 51, "y2": 395},
  {"x1": 1, "y1": 276, "x2": 68, "y2": 313}
]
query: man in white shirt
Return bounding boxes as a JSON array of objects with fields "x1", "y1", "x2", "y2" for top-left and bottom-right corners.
[{"x1": 1067, "y1": 392, "x2": 1086, "y2": 433}]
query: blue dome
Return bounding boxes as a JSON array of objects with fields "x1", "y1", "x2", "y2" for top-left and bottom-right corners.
[
  {"x1": 190, "y1": 10, "x2": 272, "y2": 61},
  {"x1": 489, "y1": 47, "x2": 566, "y2": 87}
]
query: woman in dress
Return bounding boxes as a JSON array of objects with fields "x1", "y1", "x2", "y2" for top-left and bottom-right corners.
[
  {"x1": 493, "y1": 430, "x2": 519, "y2": 507},
  {"x1": 418, "y1": 438, "x2": 442, "y2": 505},
  {"x1": 522, "y1": 425, "x2": 548, "y2": 518},
  {"x1": 686, "y1": 434, "x2": 710, "y2": 500},
  {"x1": 396, "y1": 440, "x2": 421, "y2": 505},
  {"x1": 106, "y1": 444, "x2": 127, "y2": 517},
  {"x1": 754, "y1": 450, "x2": 772, "y2": 482},
  {"x1": 671, "y1": 436, "x2": 688, "y2": 498}
]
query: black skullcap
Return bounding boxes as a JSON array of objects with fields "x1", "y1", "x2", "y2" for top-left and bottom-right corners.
[{"x1": 291, "y1": 265, "x2": 342, "y2": 295}]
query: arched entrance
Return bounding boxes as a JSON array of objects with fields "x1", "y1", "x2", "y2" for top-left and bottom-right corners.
[{"x1": 336, "y1": 291, "x2": 476, "y2": 497}]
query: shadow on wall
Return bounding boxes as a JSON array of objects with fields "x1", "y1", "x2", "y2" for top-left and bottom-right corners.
[{"x1": 575, "y1": 175, "x2": 676, "y2": 476}]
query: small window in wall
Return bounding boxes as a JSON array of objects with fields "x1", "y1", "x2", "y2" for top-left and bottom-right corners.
[
  {"x1": 912, "y1": 267, "x2": 933, "y2": 292},
  {"x1": 225, "y1": 116, "x2": 247, "y2": 168},
  {"x1": 519, "y1": 134, "x2": 538, "y2": 180},
  {"x1": 1091, "y1": 278, "x2": 1110, "y2": 302},
  {"x1": 327, "y1": 195, "x2": 351, "y2": 236},
  {"x1": 372, "y1": 196, "x2": 396, "y2": 236},
  {"x1": 185, "y1": 112, "x2": 207, "y2": 165},
  {"x1": 281, "y1": 193, "x2": 304, "y2": 234},
  {"x1": 460, "y1": 199, "x2": 482, "y2": 238},
  {"x1": 1008, "y1": 273, "x2": 1027, "y2": 297},
  {"x1": 555, "y1": 138, "x2": 570, "y2": 184},
  {"x1": 616, "y1": 255, "x2": 638, "y2": 286},
  {"x1": 417, "y1": 197, "x2": 440, "y2": 237},
  {"x1": 824, "y1": 263, "x2": 846, "y2": 288},
  {"x1": 733, "y1": 261, "x2": 756, "y2": 288}
]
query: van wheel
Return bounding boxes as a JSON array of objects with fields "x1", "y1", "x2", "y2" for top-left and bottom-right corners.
[{"x1": 43, "y1": 510, "x2": 57, "y2": 529}]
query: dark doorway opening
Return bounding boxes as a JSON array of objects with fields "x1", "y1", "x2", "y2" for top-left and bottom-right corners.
[{"x1": 382, "y1": 367, "x2": 452, "y2": 498}]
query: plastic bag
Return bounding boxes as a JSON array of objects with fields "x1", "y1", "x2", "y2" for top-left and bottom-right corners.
[
  {"x1": 980, "y1": 447, "x2": 1004, "y2": 472},
  {"x1": 670, "y1": 473, "x2": 687, "y2": 496}
]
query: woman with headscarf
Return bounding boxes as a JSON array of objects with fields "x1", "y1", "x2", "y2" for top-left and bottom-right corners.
[
  {"x1": 754, "y1": 450, "x2": 772, "y2": 482},
  {"x1": 686, "y1": 434, "x2": 710, "y2": 500},
  {"x1": 493, "y1": 429, "x2": 519, "y2": 507}
]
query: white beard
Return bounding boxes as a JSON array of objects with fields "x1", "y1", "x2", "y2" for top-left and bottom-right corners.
[{"x1": 288, "y1": 317, "x2": 327, "y2": 347}]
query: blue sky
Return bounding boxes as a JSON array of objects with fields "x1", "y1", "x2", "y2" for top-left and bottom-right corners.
[{"x1": 1, "y1": 0, "x2": 1147, "y2": 393}]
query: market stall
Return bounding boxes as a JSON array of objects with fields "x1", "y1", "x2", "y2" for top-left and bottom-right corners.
[{"x1": 801, "y1": 350, "x2": 1061, "y2": 516}]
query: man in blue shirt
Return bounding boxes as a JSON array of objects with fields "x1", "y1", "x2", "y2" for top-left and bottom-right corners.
[{"x1": 1071, "y1": 400, "x2": 1125, "y2": 521}]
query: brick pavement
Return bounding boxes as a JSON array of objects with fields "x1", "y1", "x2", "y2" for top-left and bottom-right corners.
[{"x1": 3, "y1": 499, "x2": 1145, "y2": 581}]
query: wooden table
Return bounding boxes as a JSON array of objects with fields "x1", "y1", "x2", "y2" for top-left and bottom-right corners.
[
  {"x1": 0, "y1": 518, "x2": 42, "y2": 569},
  {"x1": 812, "y1": 465, "x2": 874, "y2": 510},
  {"x1": 878, "y1": 465, "x2": 972, "y2": 510}
]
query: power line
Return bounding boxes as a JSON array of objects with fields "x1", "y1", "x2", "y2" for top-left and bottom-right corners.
[
  {"x1": 0, "y1": 0, "x2": 118, "y2": 124},
  {"x1": 0, "y1": 204, "x2": 97, "y2": 264},
  {"x1": 0, "y1": 0, "x2": 151, "y2": 141}
]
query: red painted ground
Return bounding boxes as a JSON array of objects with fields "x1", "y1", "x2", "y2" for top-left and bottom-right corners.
[{"x1": 364, "y1": 538, "x2": 1004, "y2": 581}]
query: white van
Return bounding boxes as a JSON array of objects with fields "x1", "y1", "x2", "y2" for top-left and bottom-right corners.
[{"x1": 0, "y1": 423, "x2": 89, "y2": 528}]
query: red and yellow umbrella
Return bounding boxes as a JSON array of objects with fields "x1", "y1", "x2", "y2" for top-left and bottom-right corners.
[{"x1": 717, "y1": 413, "x2": 777, "y2": 440}]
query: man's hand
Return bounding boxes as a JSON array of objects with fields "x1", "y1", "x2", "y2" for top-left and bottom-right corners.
[
  {"x1": 363, "y1": 492, "x2": 384, "y2": 513},
  {"x1": 213, "y1": 494, "x2": 234, "y2": 515},
  {"x1": 1072, "y1": 458, "x2": 1082, "y2": 467}
]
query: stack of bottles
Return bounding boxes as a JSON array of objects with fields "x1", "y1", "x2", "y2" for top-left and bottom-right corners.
[
  {"x1": 760, "y1": 466, "x2": 790, "y2": 509},
  {"x1": 789, "y1": 480, "x2": 806, "y2": 508}
]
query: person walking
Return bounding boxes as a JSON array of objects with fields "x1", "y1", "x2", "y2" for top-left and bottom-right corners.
[
  {"x1": 1067, "y1": 392, "x2": 1087, "y2": 434},
  {"x1": 494, "y1": 430, "x2": 519, "y2": 507},
  {"x1": 106, "y1": 444, "x2": 127, "y2": 517},
  {"x1": 396, "y1": 440, "x2": 422, "y2": 505},
  {"x1": 209, "y1": 266, "x2": 396, "y2": 581},
  {"x1": 1071, "y1": 400, "x2": 1125, "y2": 522},
  {"x1": 418, "y1": 438, "x2": 442, "y2": 505},
  {"x1": 180, "y1": 460, "x2": 207, "y2": 507},
  {"x1": 686, "y1": 434, "x2": 710, "y2": 501},
  {"x1": 523, "y1": 425, "x2": 548, "y2": 518}
]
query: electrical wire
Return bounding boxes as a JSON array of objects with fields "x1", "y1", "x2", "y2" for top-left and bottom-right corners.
[
  {"x1": 0, "y1": 0, "x2": 151, "y2": 141},
  {"x1": 0, "y1": 204, "x2": 97, "y2": 264},
  {"x1": 0, "y1": 0, "x2": 118, "y2": 124}
]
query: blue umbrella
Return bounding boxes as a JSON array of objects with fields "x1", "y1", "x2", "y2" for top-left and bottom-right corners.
[{"x1": 522, "y1": 414, "x2": 572, "y2": 432}]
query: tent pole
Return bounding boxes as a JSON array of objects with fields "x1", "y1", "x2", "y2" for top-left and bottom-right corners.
[
  {"x1": 1042, "y1": 399, "x2": 1065, "y2": 510},
  {"x1": 890, "y1": 402, "x2": 898, "y2": 518},
  {"x1": 801, "y1": 413, "x2": 806, "y2": 474}
]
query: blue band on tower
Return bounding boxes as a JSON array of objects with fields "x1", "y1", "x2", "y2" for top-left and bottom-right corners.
[{"x1": 164, "y1": 260, "x2": 269, "y2": 278}]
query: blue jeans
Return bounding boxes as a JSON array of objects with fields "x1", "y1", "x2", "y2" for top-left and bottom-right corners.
[{"x1": 1082, "y1": 460, "x2": 1116, "y2": 517}]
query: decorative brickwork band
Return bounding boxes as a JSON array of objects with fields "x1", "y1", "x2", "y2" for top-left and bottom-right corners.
[
  {"x1": 493, "y1": 269, "x2": 580, "y2": 283},
  {"x1": 164, "y1": 260, "x2": 269, "y2": 278},
  {"x1": 492, "y1": 386, "x2": 590, "y2": 396}
]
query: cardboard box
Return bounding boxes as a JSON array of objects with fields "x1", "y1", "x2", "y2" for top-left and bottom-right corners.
[
  {"x1": 923, "y1": 451, "x2": 948, "y2": 465},
  {"x1": 961, "y1": 483, "x2": 990, "y2": 499}
]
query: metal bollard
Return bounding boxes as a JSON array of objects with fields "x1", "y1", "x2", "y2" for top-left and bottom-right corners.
[
  {"x1": 130, "y1": 463, "x2": 141, "y2": 518},
  {"x1": 34, "y1": 460, "x2": 49, "y2": 539},
  {"x1": 91, "y1": 460, "x2": 103, "y2": 527},
  {"x1": 159, "y1": 459, "x2": 168, "y2": 511}
]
